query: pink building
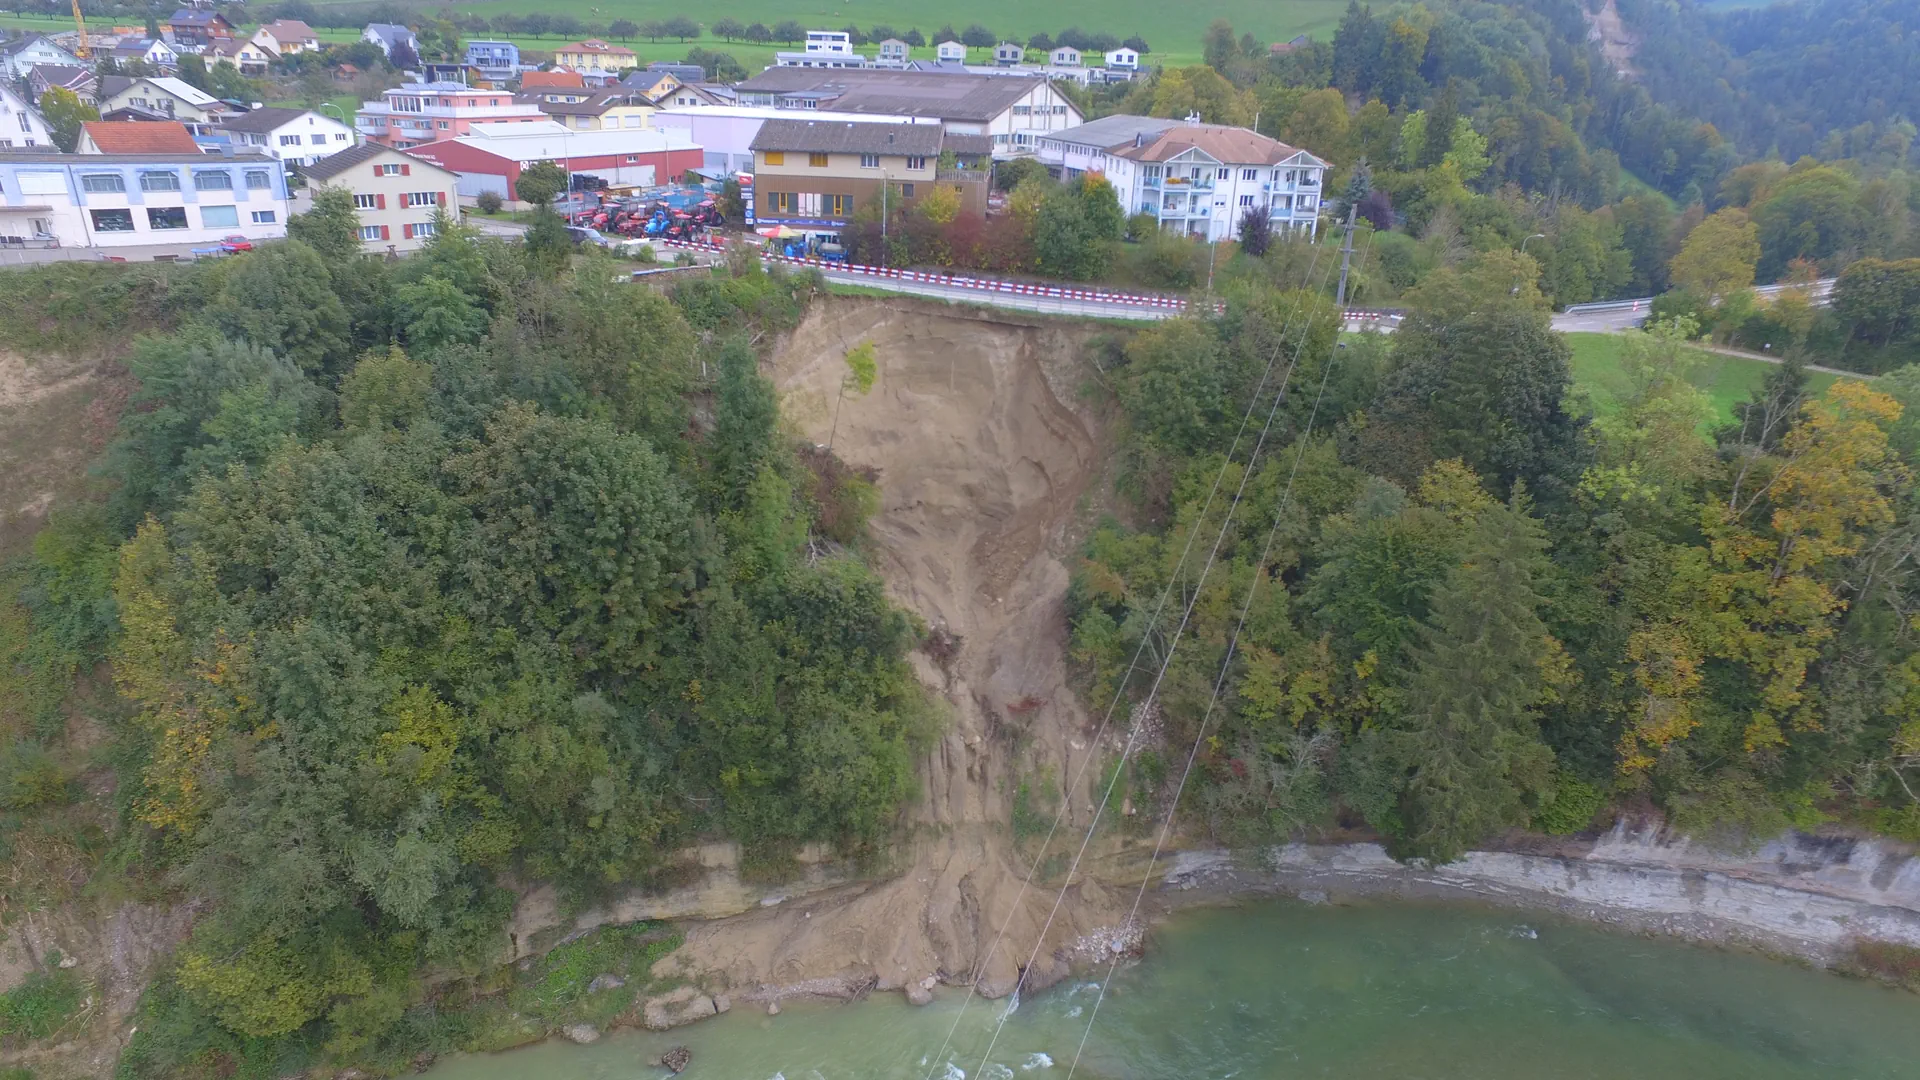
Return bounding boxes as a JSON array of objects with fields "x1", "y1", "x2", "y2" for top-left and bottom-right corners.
[{"x1": 354, "y1": 82, "x2": 547, "y2": 148}]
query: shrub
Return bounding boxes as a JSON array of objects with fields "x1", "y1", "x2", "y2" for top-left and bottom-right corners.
[
  {"x1": 0, "y1": 969, "x2": 85, "y2": 1045},
  {"x1": 1534, "y1": 777, "x2": 1606, "y2": 834},
  {"x1": 1134, "y1": 231, "x2": 1205, "y2": 289},
  {"x1": 475, "y1": 190, "x2": 504, "y2": 214},
  {"x1": 1125, "y1": 211, "x2": 1159, "y2": 242}
]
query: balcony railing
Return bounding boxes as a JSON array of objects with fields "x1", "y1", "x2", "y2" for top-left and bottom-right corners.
[
  {"x1": 936, "y1": 168, "x2": 987, "y2": 184},
  {"x1": 1161, "y1": 175, "x2": 1215, "y2": 191}
]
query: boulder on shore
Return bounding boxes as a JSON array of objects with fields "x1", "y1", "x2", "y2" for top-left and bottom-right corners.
[
  {"x1": 562, "y1": 1024, "x2": 600, "y2": 1044},
  {"x1": 661, "y1": 1045, "x2": 692, "y2": 1073},
  {"x1": 643, "y1": 985, "x2": 720, "y2": 1030}
]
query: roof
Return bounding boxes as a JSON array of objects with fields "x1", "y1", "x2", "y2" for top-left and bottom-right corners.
[
  {"x1": 622, "y1": 70, "x2": 679, "y2": 94},
  {"x1": 418, "y1": 122, "x2": 696, "y2": 165},
  {"x1": 29, "y1": 64, "x2": 93, "y2": 89},
  {"x1": 81, "y1": 121, "x2": 202, "y2": 153},
  {"x1": 207, "y1": 39, "x2": 256, "y2": 57},
  {"x1": 556, "y1": 39, "x2": 635, "y2": 56},
  {"x1": 1119, "y1": 123, "x2": 1327, "y2": 167},
  {"x1": 168, "y1": 9, "x2": 228, "y2": 25},
  {"x1": 1045, "y1": 114, "x2": 1180, "y2": 151},
  {"x1": 150, "y1": 76, "x2": 217, "y2": 106},
  {"x1": 216, "y1": 106, "x2": 325, "y2": 133},
  {"x1": 112, "y1": 39, "x2": 160, "y2": 55},
  {"x1": 529, "y1": 90, "x2": 655, "y2": 116},
  {"x1": 0, "y1": 150, "x2": 271, "y2": 164},
  {"x1": 750, "y1": 118, "x2": 945, "y2": 156},
  {"x1": 1, "y1": 32, "x2": 74, "y2": 58},
  {"x1": 943, "y1": 133, "x2": 994, "y2": 156},
  {"x1": 258, "y1": 19, "x2": 317, "y2": 40},
  {"x1": 519, "y1": 69, "x2": 584, "y2": 89},
  {"x1": 735, "y1": 68, "x2": 1057, "y2": 123},
  {"x1": 364, "y1": 23, "x2": 414, "y2": 44},
  {"x1": 302, "y1": 140, "x2": 450, "y2": 182}
]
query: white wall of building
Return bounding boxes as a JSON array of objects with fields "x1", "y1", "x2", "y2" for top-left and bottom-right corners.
[
  {"x1": 0, "y1": 84, "x2": 52, "y2": 150},
  {"x1": 0, "y1": 155, "x2": 291, "y2": 249}
]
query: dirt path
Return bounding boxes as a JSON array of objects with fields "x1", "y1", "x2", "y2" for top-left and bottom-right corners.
[{"x1": 664, "y1": 297, "x2": 1132, "y2": 1001}]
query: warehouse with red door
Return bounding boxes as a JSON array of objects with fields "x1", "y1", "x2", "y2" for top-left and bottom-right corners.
[{"x1": 405, "y1": 120, "x2": 705, "y2": 205}]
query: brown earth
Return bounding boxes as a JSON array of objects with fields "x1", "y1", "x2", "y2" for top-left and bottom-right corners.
[
  {"x1": 661, "y1": 297, "x2": 1136, "y2": 1002},
  {"x1": 0, "y1": 349, "x2": 129, "y2": 557}
]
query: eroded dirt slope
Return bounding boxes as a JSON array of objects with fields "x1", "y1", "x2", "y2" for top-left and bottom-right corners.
[{"x1": 666, "y1": 298, "x2": 1128, "y2": 1000}]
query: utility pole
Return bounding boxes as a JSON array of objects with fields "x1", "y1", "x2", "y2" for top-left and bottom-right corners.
[{"x1": 1333, "y1": 203, "x2": 1359, "y2": 309}]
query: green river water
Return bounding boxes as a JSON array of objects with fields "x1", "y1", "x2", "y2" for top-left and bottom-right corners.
[{"x1": 426, "y1": 901, "x2": 1920, "y2": 1080}]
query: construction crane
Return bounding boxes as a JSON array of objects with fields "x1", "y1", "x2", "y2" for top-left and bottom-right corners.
[{"x1": 70, "y1": 0, "x2": 89, "y2": 58}]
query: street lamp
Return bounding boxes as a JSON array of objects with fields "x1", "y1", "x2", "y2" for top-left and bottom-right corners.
[{"x1": 1514, "y1": 232, "x2": 1546, "y2": 295}]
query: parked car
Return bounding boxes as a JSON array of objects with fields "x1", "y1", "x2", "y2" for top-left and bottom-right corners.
[
  {"x1": 564, "y1": 226, "x2": 613, "y2": 248},
  {"x1": 220, "y1": 235, "x2": 254, "y2": 252}
]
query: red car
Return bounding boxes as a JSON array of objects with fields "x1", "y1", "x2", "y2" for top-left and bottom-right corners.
[{"x1": 219, "y1": 235, "x2": 254, "y2": 253}]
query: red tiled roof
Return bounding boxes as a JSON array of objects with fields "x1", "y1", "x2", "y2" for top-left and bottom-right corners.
[
  {"x1": 81, "y1": 120, "x2": 201, "y2": 154},
  {"x1": 1120, "y1": 124, "x2": 1318, "y2": 167},
  {"x1": 519, "y1": 69, "x2": 585, "y2": 89}
]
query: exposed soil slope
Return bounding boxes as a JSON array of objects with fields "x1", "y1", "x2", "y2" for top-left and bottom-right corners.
[{"x1": 666, "y1": 298, "x2": 1129, "y2": 1000}]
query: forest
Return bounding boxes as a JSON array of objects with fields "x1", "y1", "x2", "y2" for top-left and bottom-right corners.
[
  {"x1": 1071, "y1": 252, "x2": 1920, "y2": 867},
  {"x1": 0, "y1": 200, "x2": 931, "y2": 1074}
]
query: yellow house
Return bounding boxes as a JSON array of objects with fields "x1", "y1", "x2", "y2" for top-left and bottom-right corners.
[{"x1": 553, "y1": 38, "x2": 638, "y2": 72}]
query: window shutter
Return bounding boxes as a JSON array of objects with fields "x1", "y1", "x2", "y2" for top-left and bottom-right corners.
[
  {"x1": 435, "y1": 191, "x2": 444, "y2": 205},
  {"x1": 403, "y1": 223, "x2": 414, "y2": 239},
  {"x1": 380, "y1": 224, "x2": 390, "y2": 240},
  {"x1": 372, "y1": 165, "x2": 381, "y2": 178},
  {"x1": 401, "y1": 163, "x2": 411, "y2": 175},
  {"x1": 376, "y1": 193, "x2": 386, "y2": 209}
]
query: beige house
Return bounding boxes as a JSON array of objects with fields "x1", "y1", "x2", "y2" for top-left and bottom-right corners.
[
  {"x1": 208, "y1": 38, "x2": 274, "y2": 75},
  {"x1": 253, "y1": 19, "x2": 320, "y2": 56},
  {"x1": 553, "y1": 39, "x2": 638, "y2": 73},
  {"x1": 96, "y1": 75, "x2": 221, "y2": 123},
  {"x1": 299, "y1": 142, "x2": 460, "y2": 254}
]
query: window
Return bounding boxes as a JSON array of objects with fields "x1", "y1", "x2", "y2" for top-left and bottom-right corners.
[
  {"x1": 827, "y1": 194, "x2": 850, "y2": 216},
  {"x1": 405, "y1": 191, "x2": 440, "y2": 207},
  {"x1": 1216, "y1": 168, "x2": 1230, "y2": 180},
  {"x1": 905, "y1": 156, "x2": 927, "y2": 170},
  {"x1": 768, "y1": 191, "x2": 793, "y2": 213},
  {"x1": 15, "y1": 111, "x2": 28, "y2": 133},
  {"x1": 310, "y1": 133, "x2": 327, "y2": 144},
  {"x1": 335, "y1": 132, "x2": 347, "y2": 141},
  {"x1": 200, "y1": 204, "x2": 238, "y2": 227},
  {"x1": 437, "y1": 120, "x2": 450, "y2": 129},
  {"x1": 251, "y1": 210, "x2": 276, "y2": 224},
  {"x1": 140, "y1": 171, "x2": 180, "y2": 191},
  {"x1": 89, "y1": 208, "x2": 135, "y2": 232},
  {"x1": 860, "y1": 153, "x2": 879, "y2": 168},
  {"x1": 808, "y1": 152, "x2": 828, "y2": 167},
  {"x1": 1238, "y1": 194, "x2": 1254, "y2": 206},
  {"x1": 81, "y1": 173, "x2": 125, "y2": 192},
  {"x1": 1242, "y1": 168, "x2": 1258, "y2": 180},
  {"x1": 354, "y1": 193, "x2": 377, "y2": 209},
  {"x1": 378, "y1": 163, "x2": 402, "y2": 176},
  {"x1": 764, "y1": 151, "x2": 785, "y2": 166},
  {"x1": 280, "y1": 134, "x2": 301, "y2": 146},
  {"x1": 146, "y1": 207, "x2": 188, "y2": 230},
  {"x1": 359, "y1": 225, "x2": 383, "y2": 241},
  {"x1": 1012, "y1": 105, "x2": 1030, "y2": 115},
  {"x1": 245, "y1": 170, "x2": 271, "y2": 189},
  {"x1": 898, "y1": 182, "x2": 915, "y2": 198},
  {"x1": 1144, "y1": 166, "x2": 1161, "y2": 180},
  {"x1": 415, "y1": 219, "x2": 436, "y2": 238},
  {"x1": 195, "y1": 171, "x2": 232, "y2": 191},
  {"x1": 1053, "y1": 105, "x2": 1068, "y2": 114}
]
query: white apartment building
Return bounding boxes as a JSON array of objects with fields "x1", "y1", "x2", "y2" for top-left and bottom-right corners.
[
  {"x1": 298, "y1": 142, "x2": 458, "y2": 253},
  {"x1": 734, "y1": 68, "x2": 1082, "y2": 157},
  {"x1": 1036, "y1": 115, "x2": 1329, "y2": 241},
  {"x1": 216, "y1": 107, "x2": 355, "y2": 168},
  {"x1": 0, "y1": 151, "x2": 290, "y2": 251},
  {"x1": 0, "y1": 83, "x2": 52, "y2": 150}
]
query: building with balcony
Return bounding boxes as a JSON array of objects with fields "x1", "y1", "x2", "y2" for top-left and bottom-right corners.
[
  {"x1": 733, "y1": 68, "x2": 1082, "y2": 157},
  {"x1": 1, "y1": 33, "x2": 84, "y2": 80},
  {"x1": 298, "y1": 142, "x2": 459, "y2": 253},
  {"x1": 0, "y1": 149, "x2": 289, "y2": 253},
  {"x1": 1034, "y1": 114, "x2": 1328, "y2": 241},
  {"x1": 553, "y1": 39, "x2": 638, "y2": 74},
  {"x1": 97, "y1": 75, "x2": 222, "y2": 123},
  {"x1": 466, "y1": 40, "x2": 519, "y2": 82},
  {"x1": 748, "y1": 118, "x2": 989, "y2": 241},
  {"x1": 166, "y1": 9, "x2": 235, "y2": 49},
  {"x1": 355, "y1": 81, "x2": 547, "y2": 148},
  {"x1": 523, "y1": 89, "x2": 657, "y2": 131}
]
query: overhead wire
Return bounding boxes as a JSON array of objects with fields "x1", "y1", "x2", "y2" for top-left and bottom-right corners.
[
  {"x1": 913, "y1": 241, "x2": 1332, "y2": 1080},
  {"x1": 1061, "y1": 226, "x2": 1378, "y2": 1080},
  {"x1": 956, "y1": 240, "x2": 1348, "y2": 1080}
]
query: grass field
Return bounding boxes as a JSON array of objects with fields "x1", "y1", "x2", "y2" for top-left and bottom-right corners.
[
  {"x1": 1565, "y1": 332, "x2": 1846, "y2": 426},
  {"x1": 4, "y1": 0, "x2": 1349, "y2": 73}
]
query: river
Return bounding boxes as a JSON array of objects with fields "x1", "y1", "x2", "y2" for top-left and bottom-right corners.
[{"x1": 425, "y1": 900, "x2": 1920, "y2": 1080}]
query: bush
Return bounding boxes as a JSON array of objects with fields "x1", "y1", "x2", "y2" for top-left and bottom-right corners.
[
  {"x1": 1133, "y1": 231, "x2": 1205, "y2": 289},
  {"x1": 1534, "y1": 777, "x2": 1607, "y2": 834},
  {"x1": 0, "y1": 969, "x2": 85, "y2": 1045},
  {"x1": 1125, "y1": 211, "x2": 1159, "y2": 242},
  {"x1": 475, "y1": 190, "x2": 504, "y2": 214}
]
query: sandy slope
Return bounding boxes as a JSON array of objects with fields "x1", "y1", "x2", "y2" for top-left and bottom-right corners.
[{"x1": 664, "y1": 297, "x2": 1131, "y2": 1001}]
